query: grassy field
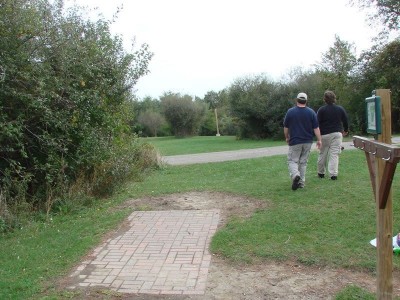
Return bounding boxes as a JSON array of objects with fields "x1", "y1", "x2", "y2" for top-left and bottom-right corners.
[{"x1": 1, "y1": 136, "x2": 399, "y2": 299}]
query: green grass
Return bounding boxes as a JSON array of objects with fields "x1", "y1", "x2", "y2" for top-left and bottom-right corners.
[
  {"x1": 126, "y1": 150, "x2": 400, "y2": 270},
  {"x1": 142, "y1": 135, "x2": 286, "y2": 155},
  {"x1": 1, "y1": 136, "x2": 400, "y2": 299},
  {"x1": 334, "y1": 285, "x2": 376, "y2": 300},
  {"x1": 0, "y1": 199, "x2": 132, "y2": 300}
]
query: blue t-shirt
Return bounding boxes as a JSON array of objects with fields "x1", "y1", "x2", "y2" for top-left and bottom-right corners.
[{"x1": 283, "y1": 106, "x2": 319, "y2": 146}]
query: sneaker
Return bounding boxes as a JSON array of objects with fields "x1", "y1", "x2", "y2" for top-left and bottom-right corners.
[
  {"x1": 292, "y1": 175, "x2": 301, "y2": 190},
  {"x1": 331, "y1": 176, "x2": 337, "y2": 180},
  {"x1": 318, "y1": 173, "x2": 325, "y2": 178}
]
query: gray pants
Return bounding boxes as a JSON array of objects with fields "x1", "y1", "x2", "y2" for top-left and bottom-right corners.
[
  {"x1": 287, "y1": 143, "x2": 312, "y2": 186},
  {"x1": 317, "y1": 132, "x2": 342, "y2": 177}
]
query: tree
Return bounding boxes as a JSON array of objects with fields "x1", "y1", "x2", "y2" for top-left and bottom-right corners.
[
  {"x1": 283, "y1": 67, "x2": 325, "y2": 111},
  {"x1": 202, "y1": 89, "x2": 231, "y2": 135},
  {"x1": 203, "y1": 90, "x2": 226, "y2": 136},
  {"x1": 315, "y1": 35, "x2": 357, "y2": 106},
  {"x1": 204, "y1": 91, "x2": 220, "y2": 109},
  {"x1": 198, "y1": 109, "x2": 217, "y2": 136},
  {"x1": 350, "y1": 0, "x2": 400, "y2": 33},
  {"x1": 228, "y1": 74, "x2": 292, "y2": 139},
  {"x1": 138, "y1": 111, "x2": 166, "y2": 137},
  {"x1": 131, "y1": 96, "x2": 165, "y2": 135},
  {"x1": 357, "y1": 39, "x2": 400, "y2": 132},
  {"x1": 160, "y1": 93, "x2": 206, "y2": 137}
]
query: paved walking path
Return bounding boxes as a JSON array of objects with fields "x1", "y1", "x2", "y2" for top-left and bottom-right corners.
[
  {"x1": 68, "y1": 210, "x2": 220, "y2": 295},
  {"x1": 162, "y1": 141, "x2": 355, "y2": 166},
  {"x1": 163, "y1": 137, "x2": 400, "y2": 166}
]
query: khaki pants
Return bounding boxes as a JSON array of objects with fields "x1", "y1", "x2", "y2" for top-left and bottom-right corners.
[
  {"x1": 287, "y1": 143, "x2": 312, "y2": 186},
  {"x1": 317, "y1": 132, "x2": 343, "y2": 177}
]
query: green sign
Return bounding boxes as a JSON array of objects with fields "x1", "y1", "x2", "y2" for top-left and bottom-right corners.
[{"x1": 365, "y1": 95, "x2": 381, "y2": 134}]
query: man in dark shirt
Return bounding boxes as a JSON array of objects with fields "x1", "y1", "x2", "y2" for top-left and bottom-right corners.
[
  {"x1": 316, "y1": 91, "x2": 349, "y2": 180},
  {"x1": 284, "y1": 92, "x2": 322, "y2": 190}
]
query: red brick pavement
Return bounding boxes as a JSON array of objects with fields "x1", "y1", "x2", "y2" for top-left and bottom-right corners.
[{"x1": 67, "y1": 210, "x2": 220, "y2": 295}]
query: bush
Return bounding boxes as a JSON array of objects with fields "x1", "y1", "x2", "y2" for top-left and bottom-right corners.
[
  {"x1": 0, "y1": 0, "x2": 153, "y2": 230},
  {"x1": 88, "y1": 139, "x2": 161, "y2": 197},
  {"x1": 161, "y1": 93, "x2": 207, "y2": 137}
]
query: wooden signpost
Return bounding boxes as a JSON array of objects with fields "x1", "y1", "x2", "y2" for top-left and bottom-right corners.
[{"x1": 353, "y1": 89, "x2": 400, "y2": 299}]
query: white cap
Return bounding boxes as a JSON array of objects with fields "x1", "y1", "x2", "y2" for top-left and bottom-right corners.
[{"x1": 296, "y1": 92, "x2": 308, "y2": 101}]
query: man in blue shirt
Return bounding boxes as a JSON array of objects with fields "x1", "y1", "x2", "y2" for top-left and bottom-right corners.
[{"x1": 284, "y1": 93, "x2": 322, "y2": 190}]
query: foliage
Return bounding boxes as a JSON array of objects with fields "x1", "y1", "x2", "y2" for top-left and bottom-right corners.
[
  {"x1": 282, "y1": 68, "x2": 326, "y2": 110},
  {"x1": 357, "y1": 39, "x2": 400, "y2": 132},
  {"x1": 228, "y1": 74, "x2": 295, "y2": 139},
  {"x1": 348, "y1": 0, "x2": 400, "y2": 135},
  {"x1": 222, "y1": 34, "x2": 399, "y2": 139},
  {"x1": 0, "y1": 0, "x2": 155, "y2": 227},
  {"x1": 203, "y1": 89, "x2": 235, "y2": 136},
  {"x1": 318, "y1": 36, "x2": 358, "y2": 78},
  {"x1": 73, "y1": 137, "x2": 160, "y2": 198},
  {"x1": 130, "y1": 96, "x2": 171, "y2": 136},
  {"x1": 137, "y1": 110, "x2": 166, "y2": 137},
  {"x1": 203, "y1": 90, "x2": 220, "y2": 109},
  {"x1": 350, "y1": 0, "x2": 400, "y2": 33},
  {"x1": 198, "y1": 109, "x2": 218, "y2": 136},
  {"x1": 160, "y1": 92, "x2": 207, "y2": 137},
  {"x1": 316, "y1": 35, "x2": 358, "y2": 106},
  {"x1": 314, "y1": 35, "x2": 363, "y2": 133}
]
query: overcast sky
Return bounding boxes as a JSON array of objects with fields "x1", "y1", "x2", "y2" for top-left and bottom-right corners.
[{"x1": 66, "y1": 0, "x2": 379, "y2": 99}]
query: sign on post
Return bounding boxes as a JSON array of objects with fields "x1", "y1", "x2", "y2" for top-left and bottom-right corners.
[{"x1": 365, "y1": 93, "x2": 382, "y2": 134}]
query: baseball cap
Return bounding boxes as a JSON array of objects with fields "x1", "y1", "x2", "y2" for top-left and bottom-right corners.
[{"x1": 296, "y1": 92, "x2": 308, "y2": 101}]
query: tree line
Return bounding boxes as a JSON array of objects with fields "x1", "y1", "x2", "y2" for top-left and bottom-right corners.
[{"x1": 134, "y1": 35, "x2": 400, "y2": 139}]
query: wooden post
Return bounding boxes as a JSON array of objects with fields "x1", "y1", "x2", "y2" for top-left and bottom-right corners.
[{"x1": 375, "y1": 89, "x2": 392, "y2": 299}]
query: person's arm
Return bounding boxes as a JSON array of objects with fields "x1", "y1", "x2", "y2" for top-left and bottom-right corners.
[
  {"x1": 284, "y1": 127, "x2": 290, "y2": 144},
  {"x1": 341, "y1": 107, "x2": 349, "y2": 135},
  {"x1": 314, "y1": 127, "x2": 322, "y2": 149}
]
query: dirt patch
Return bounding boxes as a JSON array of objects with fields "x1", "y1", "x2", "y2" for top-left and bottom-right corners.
[
  {"x1": 62, "y1": 191, "x2": 400, "y2": 299},
  {"x1": 122, "y1": 191, "x2": 268, "y2": 229}
]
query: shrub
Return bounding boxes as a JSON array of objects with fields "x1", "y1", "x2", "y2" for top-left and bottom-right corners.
[{"x1": 0, "y1": 0, "x2": 153, "y2": 231}]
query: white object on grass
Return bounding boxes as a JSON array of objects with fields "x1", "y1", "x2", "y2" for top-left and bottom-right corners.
[{"x1": 370, "y1": 236, "x2": 399, "y2": 249}]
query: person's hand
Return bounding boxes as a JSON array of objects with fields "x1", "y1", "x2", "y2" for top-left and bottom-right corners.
[
  {"x1": 342, "y1": 131, "x2": 348, "y2": 137},
  {"x1": 316, "y1": 140, "x2": 322, "y2": 149}
]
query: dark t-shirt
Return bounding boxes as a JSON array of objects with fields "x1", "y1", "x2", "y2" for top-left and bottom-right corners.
[
  {"x1": 283, "y1": 106, "x2": 319, "y2": 146},
  {"x1": 317, "y1": 104, "x2": 349, "y2": 135}
]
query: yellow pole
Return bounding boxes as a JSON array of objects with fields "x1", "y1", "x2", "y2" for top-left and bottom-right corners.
[{"x1": 214, "y1": 108, "x2": 220, "y2": 136}]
